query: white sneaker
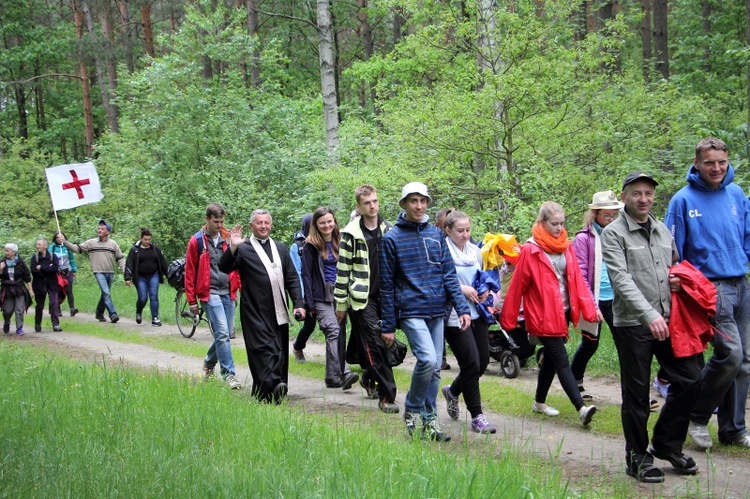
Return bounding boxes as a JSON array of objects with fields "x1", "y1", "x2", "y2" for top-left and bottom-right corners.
[
  {"x1": 579, "y1": 405, "x2": 597, "y2": 425},
  {"x1": 532, "y1": 401, "x2": 560, "y2": 417},
  {"x1": 653, "y1": 377, "x2": 670, "y2": 398},
  {"x1": 688, "y1": 421, "x2": 713, "y2": 449},
  {"x1": 225, "y1": 374, "x2": 242, "y2": 390}
]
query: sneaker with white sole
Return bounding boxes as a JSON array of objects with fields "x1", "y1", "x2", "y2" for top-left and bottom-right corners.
[
  {"x1": 471, "y1": 414, "x2": 497, "y2": 434},
  {"x1": 653, "y1": 377, "x2": 670, "y2": 399},
  {"x1": 404, "y1": 411, "x2": 421, "y2": 437},
  {"x1": 531, "y1": 401, "x2": 560, "y2": 417},
  {"x1": 442, "y1": 385, "x2": 460, "y2": 420},
  {"x1": 688, "y1": 421, "x2": 713, "y2": 449},
  {"x1": 422, "y1": 418, "x2": 451, "y2": 442},
  {"x1": 225, "y1": 374, "x2": 241, "y2": 390},
  {"x1": 578, "y1": 405, "x2": 597, "y2": 425}
]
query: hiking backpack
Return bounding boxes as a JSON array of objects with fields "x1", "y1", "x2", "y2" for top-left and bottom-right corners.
[{"x1": 166, "y1": 230, "x2": 206, "y2": 290}]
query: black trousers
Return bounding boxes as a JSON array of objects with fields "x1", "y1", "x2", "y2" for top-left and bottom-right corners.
[
  {"x1": 444, "y1": 319, "x2": 489, "y2": 418},
  {"x1": 348, "y1": 300, "x2": 397, "y2": 403},
  {"x1": 571, "y1": 299, "x2": 614, "y2": 382},
  {"x1": 244, "y1": 323, "x2": 289, "y2": 404},
  {"x1": 537, "y1": 336, "x2": 584, "y2": 411},
  {"x1": 611, "y1": 324, "x2": 702, "y2": 459},
  {"x1": 293, "y1": 314, "x2": 317, "y2": 351}
]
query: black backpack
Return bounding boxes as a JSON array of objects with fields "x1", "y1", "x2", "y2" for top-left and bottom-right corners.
[
  {"x1": 167, "y1": 230, "x2": 206, "y2": 290},
  {"x1": 166, "y1": 258, "x2": 186, "y2": 290}
]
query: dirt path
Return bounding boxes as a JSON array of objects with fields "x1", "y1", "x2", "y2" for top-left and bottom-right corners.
[{"x1": 11, "y1": 311, "x2": 750, "y2": 497}]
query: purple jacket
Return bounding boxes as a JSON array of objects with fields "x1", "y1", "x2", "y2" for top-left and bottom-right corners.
[{"x1": 572, "y1": 225, "x2": 596, "y2": 296}]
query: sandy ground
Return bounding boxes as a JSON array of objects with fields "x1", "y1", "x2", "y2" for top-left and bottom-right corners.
[{"x1": 9, "y1": 309, "x2": 750, "y2": 497}]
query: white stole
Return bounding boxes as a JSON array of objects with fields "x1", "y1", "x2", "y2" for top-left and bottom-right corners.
[{"x1": 249, "y1": 235, "x2": 291, "y2": 326}]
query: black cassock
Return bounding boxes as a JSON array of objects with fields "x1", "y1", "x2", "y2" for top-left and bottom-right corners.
[{"x1": 219, "y1": 238, "x2": 303, "y2": 401}]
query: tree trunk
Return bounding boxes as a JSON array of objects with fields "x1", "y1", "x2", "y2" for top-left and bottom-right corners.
[
  {"x1": 118, "y1": 1, "x2": 135, "y2": 73},
  {"x1": 640, "y1": 0, "x2": 652, "y2": 81},
  {"x1": 74, "y1": 2, "x2": 95, "y2": 157},
  {"x1": 571, "y1": 2, "x2": 586, "y2": 41},
  {"x1": 393, "y1": 6, "x2": 405, "y2": 46},
  {"x1": 14, "y1": 85, "x2": 28, "y2": 139},
  {"x1": 357, "y1": 0, "x2": 375, "y2": 110},
  {"x1": 653, "y1": 0, "x2": 668, "y2": 79},
  {"x1": 477, "y1": 0, "x2": 505, "y2": 177},
  {"x1": 317, "y1": 0, "x2": 340, "y2": 162},
  {"x1": 586, "y1": 1, "x2": 600, "y2": 32},
  {"x1": 702, "y1": 0, "x2": 711, "y2": 71},
  {"x1": 246, "y1": 0, "x2": 261, "y2": 86},
  {"x1": 141, "y1": 2, "x2": 155, "y2": 58},
  {"x1": 101, "y1": 8, "x2": 120, "y2": 133},
  {"x1": 35, "y1": 81, "x2": 46, "y2": 131},
  {"x1": 83, "y1": 1, "x2": 117, "y2": 134}
]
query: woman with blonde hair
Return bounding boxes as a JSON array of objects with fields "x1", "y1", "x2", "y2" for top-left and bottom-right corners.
[
  {"x1": 501, "y1": 201, "x2": 602, "y2": 425},
  {"x1": 302, "y1": 206, "x2": 358, "y2": 389}
]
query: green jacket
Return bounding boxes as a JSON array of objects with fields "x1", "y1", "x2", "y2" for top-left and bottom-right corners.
[
  {"x1": 334, "y1": 217, "x2": 392, "y2": 312},
  {"x1": 601, "y1": 208, "x2": 678, "y2": 328}
]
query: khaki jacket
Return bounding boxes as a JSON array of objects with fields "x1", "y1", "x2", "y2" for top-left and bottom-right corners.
[{"x1": 601, "y1": 209, "x2": 678, "y2": 328}]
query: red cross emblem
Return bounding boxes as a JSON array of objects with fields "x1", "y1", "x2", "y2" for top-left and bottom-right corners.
[{"x1": 61, "y1": 170, "x2": 91, "y2": 199}]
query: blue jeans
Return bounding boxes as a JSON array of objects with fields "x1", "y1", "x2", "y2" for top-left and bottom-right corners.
[
  {"x1": 401, "y1": 317, "x2": 444, "y2": 422},
  {"x1": 94, "y1": 272, "x2": 117, "y2": 317},
  {"x1": 136, "y1": 273, "x2": 160, "y2": 319},
  {"x1": 202, "y1": 294, "x2": 236, "y2": 377},
  {"x1": 692, "y1": 277, "x2": 750, "y2": 442}
]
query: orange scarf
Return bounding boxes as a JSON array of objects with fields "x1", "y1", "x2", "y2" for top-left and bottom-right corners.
[{"x1": 531, "y1": 223, "x2": 569, "y2": 254}]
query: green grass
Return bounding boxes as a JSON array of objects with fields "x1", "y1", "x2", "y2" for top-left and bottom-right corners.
[{"x1": 0, "y1": 341, "x2": 578, "y2": 497}]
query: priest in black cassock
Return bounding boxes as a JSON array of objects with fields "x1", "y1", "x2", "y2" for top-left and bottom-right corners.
[{"x1": 219, "y1": 209, "x2": 306, "y2": 403}]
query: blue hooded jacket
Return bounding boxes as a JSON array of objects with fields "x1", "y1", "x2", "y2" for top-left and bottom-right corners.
[
  {"x1": 379, "y1": 212, "x2": 470, "y2": 333},
  {"x1": 664, "y1": 164, "x2": 750, "y2": 279}
]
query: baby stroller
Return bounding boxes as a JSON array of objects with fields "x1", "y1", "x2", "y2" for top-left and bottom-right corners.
[{"x1": 488, "y1": 316, "x2": 542, "y2": 378}]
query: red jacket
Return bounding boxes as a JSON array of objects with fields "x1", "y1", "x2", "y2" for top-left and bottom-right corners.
[
  {"x1": 668, "y1": 260, "x2": 716, "y2": 358},
  {"x1": 501, "y1": 241, "x2": 598, "y2": 337},
  {"x1": 184, "y1": 227, "x2": 240, "y2": 305}
]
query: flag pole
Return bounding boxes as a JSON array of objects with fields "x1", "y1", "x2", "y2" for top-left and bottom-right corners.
[
  {"x1": 47, "y1": 176, "x2": 62, "y2": 236},
  {"x1": 53, "y1": 210, "x2": 62, "y2": 236}
]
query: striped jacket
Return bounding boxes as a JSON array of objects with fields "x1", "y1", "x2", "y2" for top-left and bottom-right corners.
[{"x1": 334, "y1": 216, "x2": 392, "y2": 312}]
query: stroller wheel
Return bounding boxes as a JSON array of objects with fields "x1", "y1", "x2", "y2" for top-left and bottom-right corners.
[{"x1": 500, "y1": 350, "x2": 521, "y2": 379}]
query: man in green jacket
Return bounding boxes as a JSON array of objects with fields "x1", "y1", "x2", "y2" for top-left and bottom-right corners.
[
  {"x1": 334, "y1": 184, "x2": 398, "y2": 414},
  {"x1": 602, "y1": 172, "x2": 701, "y2": 483}
]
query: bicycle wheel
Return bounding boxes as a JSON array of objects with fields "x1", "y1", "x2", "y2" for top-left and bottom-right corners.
[{"x1": 175, "y1": 289, "x2": 198, "y2": 338}]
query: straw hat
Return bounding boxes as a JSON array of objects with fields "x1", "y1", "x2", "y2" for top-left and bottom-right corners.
[{"x1": 588, "y1": 190, "x2": 624, "y2": 210}]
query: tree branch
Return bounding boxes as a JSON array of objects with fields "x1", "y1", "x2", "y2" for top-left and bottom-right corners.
[
  {"x1": 4, "y1": 74, "x2": 83, "y2": 85},
  {"x1": 256, "y1": 9, "x2": 318, "y2": 30}
]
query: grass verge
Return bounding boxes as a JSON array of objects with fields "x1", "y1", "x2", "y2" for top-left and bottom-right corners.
[{"x1": 0, "y1": 341, "x2": 575, "y2": 497}]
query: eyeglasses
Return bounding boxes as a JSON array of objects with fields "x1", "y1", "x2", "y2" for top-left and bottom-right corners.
[{"x1": 598, "y1": 213, "x2": 619, "y2": 221}]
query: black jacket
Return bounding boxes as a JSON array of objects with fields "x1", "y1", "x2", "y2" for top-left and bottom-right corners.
[
  {"x1": 301, "y1": 242, "x2": 336, "y2": 310},
  {"x1": 124, "y1": 242, "x2": 169, "y2": 283},
  {"x1": 1, "y1": 256, "x2": 31, "y2": 299},
  {"x1": 30, "y1": 251, "x2": 59, "y2": 294}
]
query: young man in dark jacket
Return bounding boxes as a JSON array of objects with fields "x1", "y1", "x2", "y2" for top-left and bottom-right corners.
[{"x1": 380, "y1": 182, "x2": 471, "y2": 441}]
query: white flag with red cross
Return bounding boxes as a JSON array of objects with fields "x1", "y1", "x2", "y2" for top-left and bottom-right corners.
[{"x1": 45, "y1": 162, "x2": 104, "y2": 211}]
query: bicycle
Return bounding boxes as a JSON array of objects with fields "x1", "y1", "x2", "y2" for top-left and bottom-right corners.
[{"x1": 174, "y1": 288, "x2": 214, "y2": 338}]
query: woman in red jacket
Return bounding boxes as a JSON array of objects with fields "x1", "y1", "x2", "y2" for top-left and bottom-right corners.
[{"x1": 501, "y1": 201, "x2": 602, "y2": 425}]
